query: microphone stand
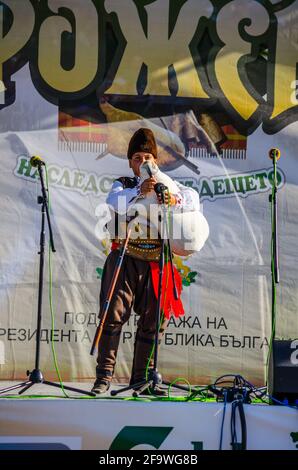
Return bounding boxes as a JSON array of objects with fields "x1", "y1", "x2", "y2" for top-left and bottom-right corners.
[
  {"x1": 267, "y1": 150, "x2": 281, "y2": 403},
  {"x1": 269, "y1": 152, "x2": 280, "y2": 340},
  {"x1": 111, "y1": 187, "x2": 189, "y2": 397},
  {"x1": 0, "y1": 162, "x2": 95, "y2": 397}
]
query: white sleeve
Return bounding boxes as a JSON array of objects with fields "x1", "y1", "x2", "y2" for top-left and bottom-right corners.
[
  {"x1": 174, "y1": 181, "x2": 200, "y2": 212},
  {"x1": 106, "y1": 180, "x2": 141, "y2": 215}
]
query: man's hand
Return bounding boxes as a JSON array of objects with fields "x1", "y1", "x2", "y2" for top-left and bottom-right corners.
[{"x1": 140, "y1": 177, "x2": 157, "y2": 195}]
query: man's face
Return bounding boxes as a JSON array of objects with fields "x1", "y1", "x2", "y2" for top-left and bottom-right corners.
[{"x1": 129, "y1": 152, "x2": 157, "y2": 176}]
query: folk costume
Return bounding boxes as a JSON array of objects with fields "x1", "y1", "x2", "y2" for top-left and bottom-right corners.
[{"x1": 92, "y1": 128, "x2": 200, "y2": 395}]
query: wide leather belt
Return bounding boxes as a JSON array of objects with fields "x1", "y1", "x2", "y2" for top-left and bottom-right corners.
[{"x1": 115, "y1": 238, "x2": 162, "y2": 261}]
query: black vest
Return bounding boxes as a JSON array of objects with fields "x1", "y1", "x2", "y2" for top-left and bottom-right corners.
[
  {"x1": 115, "y1": 176, "x2": 138, "y2": 189},
  {"x1": 109, "y1": 177, "x2": 138, "y2": 239}
]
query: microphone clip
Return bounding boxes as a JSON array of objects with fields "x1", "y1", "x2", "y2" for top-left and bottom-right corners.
[
  {"x1": 30, "y1": 156, "x2": 45, "y2": 167},
  {"x1": 269, "y1": 148, "x2": 281, "y2": 161}
]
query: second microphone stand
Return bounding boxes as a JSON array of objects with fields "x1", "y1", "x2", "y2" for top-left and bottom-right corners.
[
  {"x1": 269, "y1": 150, "x2": 280, "y2": 338},
  {"x1": 0, "y1": 161, "x2": 95, "y2": 397},
  {"x1": 267, "y1": 150, "x2": 281, "y2": 402}
]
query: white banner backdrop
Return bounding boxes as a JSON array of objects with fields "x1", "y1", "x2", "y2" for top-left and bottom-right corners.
[{"x1": 0, "y1": 67, "x2": 296, "y2": 385}]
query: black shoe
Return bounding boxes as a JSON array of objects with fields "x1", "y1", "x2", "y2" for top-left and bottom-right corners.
[
  {"x1": 135, "y1": 385, "x2": 168, "y2": 397},
  {"x1": 91, "y1": 379, "x2": 111, "y2": 395}
]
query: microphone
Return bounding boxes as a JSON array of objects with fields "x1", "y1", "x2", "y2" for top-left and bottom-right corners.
[
  {"x1": 154, "y1": 182, "x2": 168, "y2": 203},
  {"x1": 30, "y1": 155, "x2": 45, "y2": 167},
  {"x1": 269, "y1": 148, "x2": 281, "y2": 161}
]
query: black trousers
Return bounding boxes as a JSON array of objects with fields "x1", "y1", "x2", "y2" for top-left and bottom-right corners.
[{"x1": 96, "y1": 250, "x2": 168, "y2": 383}]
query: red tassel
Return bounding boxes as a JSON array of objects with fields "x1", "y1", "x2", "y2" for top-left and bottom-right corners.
[
  {"x1": 111, "y1": 241, "x2": 119, "y2": 251},
  {"x1": 110, "y1": 243, "x2": 185, "y2": 319},
  {"x1": 149, "y1": 261, "x2": 185, "y2": 319}
]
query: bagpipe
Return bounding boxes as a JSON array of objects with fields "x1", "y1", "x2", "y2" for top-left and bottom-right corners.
[{"x1": 130, "y1": 161, "x2": 210, "y2": 256}]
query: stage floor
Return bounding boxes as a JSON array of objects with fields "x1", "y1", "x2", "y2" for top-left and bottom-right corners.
[{"x1": 0, "y1": 380, "x2": 190, "y2": 399}]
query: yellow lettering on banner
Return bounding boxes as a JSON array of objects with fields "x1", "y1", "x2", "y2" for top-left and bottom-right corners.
[
  {"x1": 105, "y1": 0, "x2": 211, "y2": 97},
  {"x1": 271, "y1": 0, "x2": 298, "y2": 119},
  {"x1": 0, "y1": 1, "x2": 34, "y2": 84},
  {"x1": 214, "y1": 0, "x2": 270, "y2": 120},
  {"x1": 38, "y1": 0, "x2": 98, "y2": 92}
]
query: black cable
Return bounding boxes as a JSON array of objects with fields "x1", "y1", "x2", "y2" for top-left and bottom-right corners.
[
  {"x1": 208, "y1": 374, "x2": 249, "y2": 450},
  {"x1": 238, "y1": 400, "x2": 247, "y2": 449},
  {"x1": 209, "y1": 373, "x2": 297, "y2": 451},
  {"x1": 219, "y1": 390, "x2": 227, "y2": 450},
  {"x1": 230, "y1": 397, "x2": 247, "y2": 450},
  {"x1": 230, "y1": 402, "x2": 238, "y2": 448},
  {"x1": 211, "y1": 374, "x2": 255, "y2": 404}
]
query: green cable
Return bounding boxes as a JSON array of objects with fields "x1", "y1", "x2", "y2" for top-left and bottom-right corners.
[
  {"x1": 163, "y1": 193, "x2": 190, "y2": 392},
  {"x1": 145, "y1": 192, "x2": 189, "y2": 393},
  {"x1": 265, "y1": 233, "x2": 277, "y2": 382},
  {"x1": 145, "y1": 196, "x2": 171, "y2": 385},
  {"x1": 0, "y1": 392, "x2": 263, "y2": 403},
  {"x1": 45, "y1": 166, "x2": 69, "y2": 398},
  {"x1": 48, "y1": 243, "x2": 69, "y2": 398},
  {"x1": 144, "y1": 249, "x2": 168, "y2": 384},
  {"x1": 167, "y1": 377, "x2": 192, "y2": 399},
  {"x1": 1, "y1": 169, "x2": 70, "y2": 401},
  {"x1": 0, "y1": 394, "x2": 93, "y2": 400},
  {"x1": 189, "y1": 386, "x2": 209, "y2": 402},
  {"x1": 271, "y1": 159, "x2": 278, "y2": 341}
]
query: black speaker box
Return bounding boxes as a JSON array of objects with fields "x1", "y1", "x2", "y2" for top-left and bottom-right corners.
[{"x1": 268, "y1": 339, "x2": 298, "y2": 405}]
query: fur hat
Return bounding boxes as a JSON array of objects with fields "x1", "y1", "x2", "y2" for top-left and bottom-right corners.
[{"x1": 127, "y1": 128, "x2": 157, "y2": 159}]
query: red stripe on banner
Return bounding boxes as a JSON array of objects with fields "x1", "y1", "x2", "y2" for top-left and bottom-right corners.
[
  {"x1": 221, "y1": 124, "x2": 247, "y2": 150},
  {"x1": 58, "y1": 112, "x2": 107, "y2": 143},
  {"x1": 221, "y1": 125, "x2": 247, "y2": 150}
]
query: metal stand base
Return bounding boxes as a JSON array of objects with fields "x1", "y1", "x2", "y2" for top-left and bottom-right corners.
[
  {"x1": 0, "y1": 369, "x2": 96, "y2": 397},
  {"x1": 111, "y1": 368, "x2": 189, "y2": 397}
]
